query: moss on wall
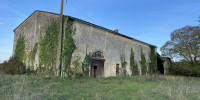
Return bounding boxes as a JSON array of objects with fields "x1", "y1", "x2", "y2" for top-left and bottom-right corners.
[{"x1": 15, "y1": 34, "x2": 25, "y2": 63}]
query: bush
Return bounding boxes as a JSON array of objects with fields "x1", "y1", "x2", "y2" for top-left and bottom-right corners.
[
  {"x1": 169, "y1": 61, "x2": 200, "y2": 76},
  {"x1": 0, "y1": 57, "x2": 25, "y2": 75}
]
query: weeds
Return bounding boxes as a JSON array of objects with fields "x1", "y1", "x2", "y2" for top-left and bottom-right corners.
[{"x1": 0, "y1": 75, "x2": 199, "y2": 100}]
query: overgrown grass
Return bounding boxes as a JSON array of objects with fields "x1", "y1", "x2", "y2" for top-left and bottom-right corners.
[{"x1": 0, "y1": 75, "x2": 200, "y2": 100}]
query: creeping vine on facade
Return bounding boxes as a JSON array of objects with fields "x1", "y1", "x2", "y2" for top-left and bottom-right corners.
[
  {"x1": 82, "y1": 51, "x2": 92, "y2": 77},
  {"x1": 29, "y1": 43, "x2": 38, "y2": 62},
  {"x1": 149, "y1": 46, "x2": 157, "y2": 74},
  {"x1": 140, "y1": 48, "x2": 147, "y2": 75},
  {"x1": 130, "y1": 48, "x2": 139, "y2": 75},
  {"x1": 120, "y1": 56, "x2": 127, "y2": 76},
  {"x1": 39, "y1": 20, "x2": 59, "y2": 74},
  {"x1": 61, "y1": 17, "x2": 76, "y2": 76},
  {"x1": 15, "y1": 34, "x2": 25, "y2": 63}
]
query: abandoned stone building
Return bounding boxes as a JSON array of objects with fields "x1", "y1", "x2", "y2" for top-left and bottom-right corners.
[{"x1": 13, "y1": 10, "x2": 160, "y2": 77}]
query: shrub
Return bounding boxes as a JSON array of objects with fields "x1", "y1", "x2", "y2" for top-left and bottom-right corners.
[
  {"x1": 169, "y1": 61, "x2": 200, "y2": 76},
  {"x1": 0, "y1": 57, "x2": 25, "y2": 75}
]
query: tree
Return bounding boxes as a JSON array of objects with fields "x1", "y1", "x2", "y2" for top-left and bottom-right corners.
[{"x1": 160, "y1": 26, "x2": 200, "y2": 66}]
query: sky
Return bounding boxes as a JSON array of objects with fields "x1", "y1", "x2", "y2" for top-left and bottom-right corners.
[{"x1": 0, "y1": 0, "x2": 200, "y2": 63}]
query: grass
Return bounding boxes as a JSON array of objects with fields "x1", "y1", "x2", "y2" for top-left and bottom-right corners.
[{"x1": 0, "y1": 75, "x2": 200, "y2": 100}]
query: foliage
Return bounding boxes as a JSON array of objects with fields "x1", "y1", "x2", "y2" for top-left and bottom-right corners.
[
  {"x1": 160, "y1": 26, "x2": 200, "y2": 66},
  {"x1": 149, "y1": 46, "x2": 157, "y2": 74},
  {"x1": 130, "y1": 48, "x2": 138, "y2": 75},
  {"x1": 71, "y1": 56, "x2": 82, "y2": 79},
  {"x1": 36, "y1": 66, "x2": 55, "y2": 77},
  {"x1": 1, "y1": 75, "x2": 200, "y2": 100},
  {"x1": 61, "y1": 17, "x2": 76, "y2": 76},
  {"x1": 82, "y1": 52, "x2": 92, "y2": 77},
  {"x1": 14, "y1": 34, "x2": 25, "y2": 63},
  {"x1": 0, "y1": 57, "x2": 25, "y2": 75},
  {"x1": 29, "y1": 43, "x2": 38, "y2": 62},
  {"x1": 140, "y1": 48, "x2": 147, "y2": 75},
  {"x1": 39, "y1": 20, "x2": 59, "y2": 75},
  {"x1": 169, "y1": 60, "x2": 200, "y2": 76},
  {"x1": 120, "y1": 56, "x2": 127, "y2": 76}
]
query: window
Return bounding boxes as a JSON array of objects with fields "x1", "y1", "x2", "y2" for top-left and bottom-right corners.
[{"x1": 116, "y1": 64, "x2": 119, "y2": 76}]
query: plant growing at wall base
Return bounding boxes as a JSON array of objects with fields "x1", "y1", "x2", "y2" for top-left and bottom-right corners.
[
  {"x1": 15, "y1": 34, "x2": 25, "y2": 63},
  {"x1": 130, "y1": 48, "x2": 139, "y2": 75},
  {"x1": 140, "y1": 48, "x2": 147, "y2": 75}
]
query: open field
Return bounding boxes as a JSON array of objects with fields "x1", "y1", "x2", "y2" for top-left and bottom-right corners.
[{"x1": 0, "y1": 75, "x2": 200, "y2": 100}]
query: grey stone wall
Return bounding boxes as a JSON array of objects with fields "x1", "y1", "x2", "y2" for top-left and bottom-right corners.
[
  {"x1": 13, "y1": 11, "x2": 59, "y2": 70},
  {"x1": 72, "y1": 21, "x2": 152, "y2": 77},
  {"x1": 13, "y1": 10, "x2": 155, "y2": 77}
]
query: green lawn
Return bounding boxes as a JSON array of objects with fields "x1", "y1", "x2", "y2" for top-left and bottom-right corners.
[{"x1": 0, "y1": 75, "x2": 200, "y2": 100}]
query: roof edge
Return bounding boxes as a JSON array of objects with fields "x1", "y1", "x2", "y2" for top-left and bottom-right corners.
[
  {"x1": 14, "y1": 10, "x2": 156, "y2": 47},
  {"x1": 13, "y1": 10, "x2": 39, "y2": 32}
]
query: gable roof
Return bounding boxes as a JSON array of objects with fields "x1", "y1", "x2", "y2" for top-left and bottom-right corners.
[{"x1": 14, "y1": 10, "x2": 156, "y2": 47}]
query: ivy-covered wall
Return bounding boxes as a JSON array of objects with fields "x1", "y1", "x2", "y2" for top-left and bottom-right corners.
[
  {"x1": 38, "y1": 20, "x2": 59, "y2": 75},
  {"x1": 120, "y1": 56, "x2": 127, "y2": 76},
  {"x1": 140, "y1": 48, "x2": 147, "y2": 75},
  {"x1": 28, "y1": 43, "x2": 38, "y2": 70},
  {"x1": 61, "y1": 17, "x2": 76, "y2": 76},
  {"x1": 130, "y1": 48, "x2": 139, "y2": 75},
  {"x1": 149, "y1": 46, "x2": 157, "y2": 74},
  {"x1": 14, "y1": 34, "x2": 25, "y2": 63},
  {"x1": 13, "y1": 10, "x2": 158, "y2": 77},
  {"x1": 81, "y1": 51, "x2": 92, "y2": 77}
]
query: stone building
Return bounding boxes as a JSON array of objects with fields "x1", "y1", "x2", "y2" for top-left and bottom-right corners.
[
  {"x1": 13, "y1": 10, "x2": 157, "y2": 77},
  {"x1": 157, "y1": 54, "x2": 171, "y2": 75}
]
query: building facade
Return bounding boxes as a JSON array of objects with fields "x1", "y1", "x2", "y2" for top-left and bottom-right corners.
[{"x1": 13, "y1": 10, "x2": 157, "y2": 77}]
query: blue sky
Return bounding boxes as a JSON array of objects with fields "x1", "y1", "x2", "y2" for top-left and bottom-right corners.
[{"x1": 0, "y1": 0, "x2": 200, "y2": 63}]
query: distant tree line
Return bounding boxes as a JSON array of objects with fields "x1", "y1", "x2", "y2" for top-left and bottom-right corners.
[{"x1": 161, "y1": 24, "x2": 200, "y2": 76}]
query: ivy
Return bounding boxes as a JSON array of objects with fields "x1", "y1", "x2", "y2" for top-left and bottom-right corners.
[
  {"x1": 29, "y1": 43, "x2": 38, "y2": 62},
  {"x1": 140, "y1": 48, "x2": 147, "y2": 75},
  {"x1": 39, "y1": 20, "x2": 59, "y2": 74},
  {"x1": 149, "y1": 46, "x2": 157, "y2": 74},
  {"x1": 120, "y1": 56, "x2": 127, "y2": 76},
  {"x1": 82, "y1": 51, "x2": 92, "y2": 77},
  {"x1": 130, "y1": 48, "x2": 139, "y2": 76},
  {"x1": 61, "y1": 17, "x2": 76, "y2": 76},
  {"x1": 15, "y1": 34, "x2": 25, "y2": 63}
]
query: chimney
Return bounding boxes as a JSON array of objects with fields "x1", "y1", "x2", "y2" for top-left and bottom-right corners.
[{"x1": 114, "y1": 29, "x2": 119, "y2": 33}]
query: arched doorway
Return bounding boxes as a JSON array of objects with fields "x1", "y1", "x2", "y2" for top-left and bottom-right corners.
[{"x1": 90, "y1": 51, "x2": 105, "y2": 77}]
